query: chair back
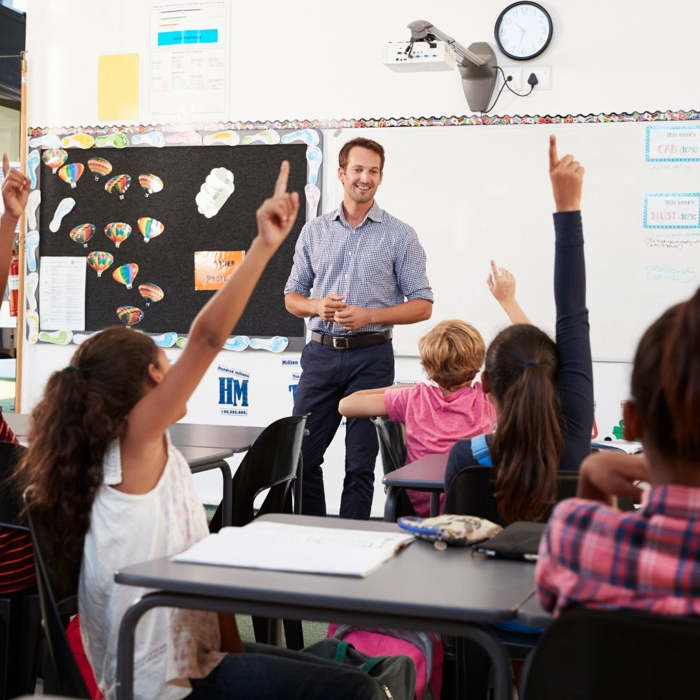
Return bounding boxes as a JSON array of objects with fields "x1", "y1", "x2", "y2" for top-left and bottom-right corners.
[
  {"x1": 445, "y1": 468, "x2": 581, "y2": 525},
  {"x1": 230, "y1": 415, "x2": 308, "y2": 527},
  {"x1": 22, "y1": 489, "x2": 90, "y2": 698},
  {"x1": 371, "y1": 416, "x2": 407, "y2": 475},
  {"x1": 521, "y1": 606, "x2": 700, "y2": 700}
]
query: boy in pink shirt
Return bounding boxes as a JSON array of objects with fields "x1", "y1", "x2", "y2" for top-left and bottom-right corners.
[{"x1": 339, "y1": 320, "x2": 497, "y2": 515}]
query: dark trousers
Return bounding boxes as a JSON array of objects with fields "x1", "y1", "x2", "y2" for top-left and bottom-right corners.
[
  {"x1": 189, "y1": 642, "x2": 381, "y2": 699},
  {"x1": 293, "y1": 339, "x2": 394, "y2": 519}
]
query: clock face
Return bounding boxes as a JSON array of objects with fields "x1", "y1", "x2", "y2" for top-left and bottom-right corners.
[{"x1": 495, "y1": 2, "x2": 553, "y2": 61}]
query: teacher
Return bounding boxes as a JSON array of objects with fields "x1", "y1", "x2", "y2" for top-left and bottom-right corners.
[{"x1": 284, "y1": 137, "x2": 433, "y2": 519}]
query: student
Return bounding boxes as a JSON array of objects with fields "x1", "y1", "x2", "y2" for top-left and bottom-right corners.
[
  {"x1": 15, "y1": 163, "x2": 380, "y2": 700},
  {"x1": 536, "y1": 286, "x2": 700, "y2": 615},
  {"x1": 444, "y1": 136, "x2": 594, "y2": 524},
  {"x1": 0, "y1": 154, "x2": 33, "y2": 596},
  {"x1": 339, "y1": 319, "x2": 497, "y2": 515}
]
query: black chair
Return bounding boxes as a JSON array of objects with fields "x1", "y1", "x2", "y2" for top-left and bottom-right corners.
[
  {"x1": 520, "y1": 606, "x2": 700, "y2": 700},
  {"x1": 0, "y1": 443, "x2": 42, "y2": 700},
  {"x1": 445, "y1": 468, "x2": 581, "y2": 525},
  {"x1": 371, "y1": 416, "x2": 416, "y2": 519},
  {"x1": 22, "y1": 489, "x2": 90, "y2": 699},
  {"x1": 209, "y1": 415, "x2": 308, "y2": 650}
]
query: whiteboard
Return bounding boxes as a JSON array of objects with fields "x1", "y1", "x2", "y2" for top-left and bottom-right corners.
[{"x1": 322, "y1": 122, "x2": 700, "y2": 361}]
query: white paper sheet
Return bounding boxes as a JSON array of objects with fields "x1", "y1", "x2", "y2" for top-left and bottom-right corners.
[
  {"x1": 38, "y1": 256, "x2": 86, "y2": 330},
  {"x1": 173, "y1": 521, "x2": 414, "y2": 577}
]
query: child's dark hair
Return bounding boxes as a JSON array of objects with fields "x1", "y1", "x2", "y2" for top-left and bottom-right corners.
[
  {"x1": 485, "y1": 324, "x2": 563, "y2": 522},
  {"x1": 15, "y1": 327, "x2": 159, "y2": 580},
  {"x1": 631, "y1": 287, "x2": 700, "y2": 461}
]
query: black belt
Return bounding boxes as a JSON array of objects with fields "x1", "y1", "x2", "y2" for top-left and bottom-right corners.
[{"x1": 310, "y1": 330, "x2": 391, "y2": 350}]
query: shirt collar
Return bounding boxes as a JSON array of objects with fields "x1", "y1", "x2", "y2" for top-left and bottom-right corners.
[
  {"x1": 642, "y1": 484, "x2": 700, "y2": 519},
  {"x1": 333, "y1": 201, "x2": 384, "y2": 227}
]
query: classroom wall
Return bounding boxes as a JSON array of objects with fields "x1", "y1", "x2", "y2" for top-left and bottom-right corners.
[{"x1": 22, "y1": 0, "x2": 698, "y2": 514}]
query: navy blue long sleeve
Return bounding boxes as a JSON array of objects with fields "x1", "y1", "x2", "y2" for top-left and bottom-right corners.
[{"x1": 445, "y1": 210, "x2": 593, "y2": 492}]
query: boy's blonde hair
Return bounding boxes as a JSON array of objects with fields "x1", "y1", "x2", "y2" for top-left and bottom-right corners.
[{"x1": 418, "y1": 320, "x2": 486, "y2": 391}]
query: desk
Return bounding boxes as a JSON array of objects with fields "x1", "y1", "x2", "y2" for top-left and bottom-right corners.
[
  {"x1": 383, "y1": 452, "x2": 447, "y2": 521},
  {"x1": 115, "y1": 513, "x2": 537, "y2": 700},
  {"x1": 515, "y1": 591, "x2": 553, "y2": 629},
  {"x1": 3, "y1": 413, "x2": 264, "y2": 527}
]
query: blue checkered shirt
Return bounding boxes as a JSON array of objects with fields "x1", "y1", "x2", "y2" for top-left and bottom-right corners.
[{"x1": 284, "y1": 201, "x2": 433, "y2": 335}]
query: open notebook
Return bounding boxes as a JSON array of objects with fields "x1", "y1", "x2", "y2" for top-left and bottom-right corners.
[{"x1": 173, "y1": 521, "x2": 415, "y2": 577}]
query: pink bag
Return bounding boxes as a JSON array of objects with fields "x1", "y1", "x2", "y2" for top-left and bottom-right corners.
[{"x1": 328, "y1": 623, "x2": 443, "y2": 700}]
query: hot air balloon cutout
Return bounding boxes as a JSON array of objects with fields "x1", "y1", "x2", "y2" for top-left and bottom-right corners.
[
  {"x1": 105, "y1": 173, "x2": 131, "y2": 199},
  {"x1": 87, "y1": 251, "x2": 114, "y2": 277},
  {"x1": 138, "y1": 173, "x2": 164, "y2": 197},
  {"x1": 58, "y1": 162, "x2": 84, "y2": 189},
  {"x1": 113, "y1": 263, "x2": 139, "y2": 289},
  {"x1": 116, "y1": 305, "x2": 144, "y2": 326},
  {"x1": 137, "y1": 217, "x2": 164, "y2": 243},
  {"x1": 138, "y1": 283, "x2": 164, "y2": 306},
  {"x1": 41, "y1": 149, "x2": 68, "y2": 173},
  {"x1": 69, "y1": 223, "x2": 95, "y2": 248},
  {"x1": 88, "y1": 157, "x2": 113, "y2": 181},
  {"x1": 104, "y1": 222, "x2": 132, "y2": 248}
]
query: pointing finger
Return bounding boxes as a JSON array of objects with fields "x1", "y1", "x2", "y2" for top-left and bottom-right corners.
[
  {"x1": 273, "y1": 160, "x2": 290, "y2": 198},
  {"x1": 1, "y1": 153, "x2": 8, "y2": 178},
  {"x1": 548, "y1": 135, "x2": 558, "y2": 170},
  {"x1": 490, "y1": 259, "x2": 499, "y2": 278}
]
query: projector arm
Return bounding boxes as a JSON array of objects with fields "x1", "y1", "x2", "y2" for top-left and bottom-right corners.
[{"x1": 407, "y1": 20, "x2": 487, "y2": 67}]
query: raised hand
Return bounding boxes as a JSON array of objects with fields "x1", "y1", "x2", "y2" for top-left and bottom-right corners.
[
  {"x1": 548, "y1": 135, "x2": 584, "y2": 213},
  {"x1": 577, "y1": 452, "x2": 650, "y2": 506},
  {"x1": 316, "y1": 293, "x2": 347, "y2": 321},
  {"x1": 255, "y1": 160, "x2": 300, "y2": 249},
  {"x1": 487, "y1": 260, "x2": 517, "y2": 304},
  {"x1": 1, "y1": 153, "x2": 31, "y2": 222}
]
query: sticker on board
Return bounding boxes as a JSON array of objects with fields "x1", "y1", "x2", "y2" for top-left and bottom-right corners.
[{"x1": 194, "y1": 250, "x2": 244, "y2": 290}]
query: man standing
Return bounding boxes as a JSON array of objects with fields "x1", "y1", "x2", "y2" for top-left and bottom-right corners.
[{"x1": 284, "y1": 137, "x2": 433, "y2": 519}]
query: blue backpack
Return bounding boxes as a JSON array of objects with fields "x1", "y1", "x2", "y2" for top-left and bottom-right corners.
[{"x1": 470, "y1": 434, "x2": 493, "y2": 466}]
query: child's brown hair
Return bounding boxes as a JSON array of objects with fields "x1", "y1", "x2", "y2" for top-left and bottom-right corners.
[{"x1": 418, "y1": 320, "x2": 486, "y2": 392}]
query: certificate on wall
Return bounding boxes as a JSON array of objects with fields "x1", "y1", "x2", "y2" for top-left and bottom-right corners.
[
  {"x1": 38, "y1": 257, "x2": 86, "y2": 330},
  {"x1": 146, "y1": 0, "x2": 231, "y2": 120}
]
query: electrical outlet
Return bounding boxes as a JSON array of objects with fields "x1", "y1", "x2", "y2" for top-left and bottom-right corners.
[
  {"x1": 501, "y1": 65, "x2": 523, "y2": 92},
  {"x1": 529, "y1": 65, "x2": 551, "y2": 90}
]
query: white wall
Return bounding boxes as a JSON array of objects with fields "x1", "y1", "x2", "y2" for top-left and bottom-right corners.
[{"x1": 22, "y1": 0, "x2": 698, "y2": 514}]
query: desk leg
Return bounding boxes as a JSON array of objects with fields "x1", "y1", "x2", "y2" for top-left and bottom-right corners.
[
  {"x1": 429, "y1": 492, "x2": 439, "y2": 517},
  {"x1": 456, "y1": 626, "x2": 514, "y2": 700},
  {"x1": 384, "y1": 486, "x2": 399, "y2": 522}
]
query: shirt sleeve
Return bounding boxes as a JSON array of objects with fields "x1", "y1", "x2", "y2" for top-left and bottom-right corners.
[
  {"x1": 0, "y1": 413, "x2": 17, "y2": 444},
  {"x1": 384, "y1": 386, "x2": 410, "y2": 423},
  {"x1": 284, "y1": 223, "x2": 315, "y2": 297},
  {"x1": 553, "y1": 211, "x2": 593, "y2": 471},
  {"x1": 394, "y1": 227, "x2": 434, "y2": 302}
]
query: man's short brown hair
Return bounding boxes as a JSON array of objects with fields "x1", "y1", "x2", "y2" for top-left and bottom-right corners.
[
  {"x1": 338, "y1": 138, "x2": 385, "y2": 172},
  {"x1": 418, "y1": 320, "x2": 486, "y2": 391}
]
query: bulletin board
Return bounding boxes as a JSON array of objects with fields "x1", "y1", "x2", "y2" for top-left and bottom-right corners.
[{"x1": 26, "y1": 126, "x2": 323, "y2": 350}]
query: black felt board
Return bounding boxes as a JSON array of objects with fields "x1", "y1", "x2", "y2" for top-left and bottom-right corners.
[{"x1": 38, "y1": 144, "x2": 307, "y2": 336}]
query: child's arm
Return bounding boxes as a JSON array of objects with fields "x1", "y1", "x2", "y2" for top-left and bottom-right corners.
[
  {"x1": 0, "y1": 154, "x2": 30, "y2": 295},
  {"x1": 339, "y1": 386, "x2": 397, "y2": 417},
  {"x1": 487, "y1": 260, "x2": 530, "y2": 324},
  {"x1": 127, "y1": 162, "x2": 299, "y2": 446},
  {"x1": 576, "y1": 451, "x2": 649, "y2": 506}
]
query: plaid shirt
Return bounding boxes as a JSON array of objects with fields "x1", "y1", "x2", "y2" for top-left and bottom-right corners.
[
  {"x1": 535, "y1": 485, "x2": 700, "y2": 617},
  {"x1": 0, "y1": 415, "x2": 35, "y2": 594},
  {"x1": 284, "y1": 201, "x2": 433, "y2": 335}
]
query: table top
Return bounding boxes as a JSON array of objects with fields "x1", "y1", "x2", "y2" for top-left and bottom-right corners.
[
  {"x1": 383, "y1": 452, "x2": 448, "y2": 491},
  {"x1": 178, "y1": 445, "x2": 234, "y2": 468},
  {"x1": 116, "y1": 513, "x2": 537, "y2": 626},
  {"x1": 3, "y1": 413, "x2": 263, "y2": 454},
  {"x1": 515, "y1": 591, "x2": 552, "y2": 628}
]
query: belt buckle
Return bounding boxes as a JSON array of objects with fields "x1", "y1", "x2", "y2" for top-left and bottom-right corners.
[{"x1": 332, "y1": 336, "x2": 349, "y2": 350}]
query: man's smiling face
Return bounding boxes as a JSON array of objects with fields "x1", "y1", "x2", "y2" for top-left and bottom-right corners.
[{"x1": 338, "y1": 146, "x2": 383, "y2": 205}]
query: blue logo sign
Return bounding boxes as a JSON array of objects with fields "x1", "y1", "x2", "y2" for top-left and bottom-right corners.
[{"x1": 219, "y1": 377, "x2": 249, "y2": 407}]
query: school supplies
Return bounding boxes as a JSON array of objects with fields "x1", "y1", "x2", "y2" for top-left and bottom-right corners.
[{"x1": 473, "y1": 521, "x2": 547, "y2": 562}]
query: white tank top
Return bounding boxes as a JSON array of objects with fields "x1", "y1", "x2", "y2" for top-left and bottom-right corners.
[{"x1": 79, "y1": 432, "x2": 224, "y2": 700}]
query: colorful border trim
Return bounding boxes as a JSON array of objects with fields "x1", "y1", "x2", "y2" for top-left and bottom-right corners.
[{"x1": 27, "y1": 109, "x2": 700, "y2": 134}]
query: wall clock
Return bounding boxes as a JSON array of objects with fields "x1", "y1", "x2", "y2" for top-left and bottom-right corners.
[{"x1": 494, "y1": 2, "x2": 553, "y2": 61}]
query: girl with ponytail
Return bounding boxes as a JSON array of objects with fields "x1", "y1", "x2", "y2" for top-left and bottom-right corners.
[
  {"x1": 445, "y1": 135, "x2": 593, "y2": 523},
  {"x1": 16, "y1": 165, "x2": 378, "y2": 700},
  {"x1": 537, "y1": 286, "x2": 700, "y2": 615}
]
